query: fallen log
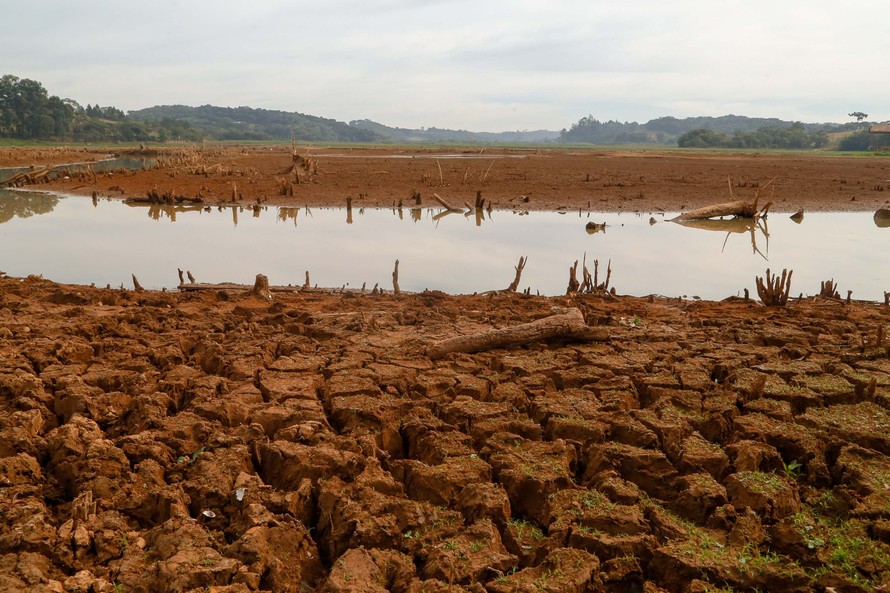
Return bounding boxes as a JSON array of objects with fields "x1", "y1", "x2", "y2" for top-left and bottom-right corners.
[
  {"x1": 673, "y1": 199, "x2": 760, "y2": 221},
  {"x1": 673, "y1": 178, "x2": 774, "y2": 221},
  {"x1": 427, "y1": 308, "x2": 608, "y2": 360}
]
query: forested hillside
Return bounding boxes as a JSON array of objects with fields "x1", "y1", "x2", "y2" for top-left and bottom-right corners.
[
  {"x1": 0, "y1": 75, "x2": 201, "y2": 142},
  {"x1": 129, "y1": 105, "x2": 383, "y2": 143},
  {"x1": 559, "y1": 114, "x2": 862, "y2": 147}
]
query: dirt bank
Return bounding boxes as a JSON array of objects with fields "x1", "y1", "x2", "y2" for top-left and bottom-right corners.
[
  {"x1": 1, "y1": 273, "x2": 889, "y2": 592},
  {"x1": 3, "y1": 145, "x2": 890, "y2": 213}
]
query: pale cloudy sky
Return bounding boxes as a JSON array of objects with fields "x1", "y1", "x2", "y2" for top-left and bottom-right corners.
[{"x1": 3, "y1": 0, "x2": 888, "y2": 131}]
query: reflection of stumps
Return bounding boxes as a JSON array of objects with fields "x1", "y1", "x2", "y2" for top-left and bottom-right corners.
[
  {"x1": 392, "y1": 260, "x2": 400, "y2": 295},
  {"x1": 346, "y1": 196, "x2": 353, "y2": 224},
  {"x1": 413, "y1": 191, "x2": 422, "y2": 206},
  {"x1": 252, "y1": 274, "x2": 272, "y2": 299},
  {"x1": 132, "y1": 274, "x2": 144, "y2": 292}
]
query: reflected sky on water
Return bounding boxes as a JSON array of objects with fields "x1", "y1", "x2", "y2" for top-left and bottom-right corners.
[{"x1": 0, "y1": 189, "x2": 887, "y2": 300}]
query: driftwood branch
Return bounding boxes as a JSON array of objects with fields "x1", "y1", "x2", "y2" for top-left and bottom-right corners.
[
  {"x1": 427, "y1": 308, "x2": 608, "y2": 360},
  {"x1": 674, "y1": 178, "x2": 775, "y2": 221},
  {"x1": 673, "y1": 199, "x2": 760, "y2": 221}
]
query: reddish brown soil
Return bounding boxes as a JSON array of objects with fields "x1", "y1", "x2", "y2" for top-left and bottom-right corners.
[
  {"x1": 1, "y1": 273, "x2": 889, "y2": 592},
  {"x1": 0, "y1": 147, "x2": 111, "y2": 169},
  {"x1": 2, "y1": 145, "x2": 890, "y2": 592},
  {"x1": 4, "y1": 145, "x2": 890, "y2": 213}
]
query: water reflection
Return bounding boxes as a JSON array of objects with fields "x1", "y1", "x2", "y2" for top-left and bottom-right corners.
[
  {"x1": 673, "y1": 217, "x2": 770, "y2": 259},
  {"x1": 0, "y1": 189, "x2": 59, "y2": 224},
  {"x1": 0, "y1": 192, "x2": 887, "y2": 300}
]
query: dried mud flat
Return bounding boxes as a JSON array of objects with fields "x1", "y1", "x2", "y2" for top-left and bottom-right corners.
[
  {"x1": 4, "y1": 144, "x2": 890, "y2": 213},
  {"x1": 2, "y1": 145, "x2": 890, "y2": 592},
  {"x1": 1, "y1": 273, "x2": 889, "y2": 593}
]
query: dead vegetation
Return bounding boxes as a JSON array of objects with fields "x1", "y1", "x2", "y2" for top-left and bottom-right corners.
[{"x1": 756, "y1": 267, "x2": 793, "y2": 306}]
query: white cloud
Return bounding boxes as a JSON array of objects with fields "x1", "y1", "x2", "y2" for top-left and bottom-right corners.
[{"x1": 2, "y1": 0, "x2": 888, "y2": 130}]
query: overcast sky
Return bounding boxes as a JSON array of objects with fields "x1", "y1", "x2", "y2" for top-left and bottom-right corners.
[{"x1": 3, "y1": 1, "x2": 888, "y2": 131}]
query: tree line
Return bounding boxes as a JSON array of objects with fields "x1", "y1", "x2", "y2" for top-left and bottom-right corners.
[
  {"x1": 0, "y1": 75, "x2": 201, "y2": 142},
  {"x1": 560, "y1": 114, "x2": 868, "y2": 149},
  {"x1": 677, "y1": 122, "x2": 828, "y2": 149}
]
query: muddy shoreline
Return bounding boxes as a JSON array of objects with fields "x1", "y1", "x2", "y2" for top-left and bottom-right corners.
[
  {"x1": 1, "y1": 145, "x2": 890, "y2": 592},
  {"x1": 3, "y1": 145, "x2": 890, "y2": 213}
]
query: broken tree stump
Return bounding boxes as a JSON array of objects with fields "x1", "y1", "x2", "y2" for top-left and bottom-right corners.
[
  {"x1": 567, "y1": 260, "x2": 581, "y2": 294},
  {"x1": 132, "y1": 274, "x2": 144, "y2": 292},
  {"x1": 506, "y1": 256, "x2": 527, "y2": 292},
  {"x1": 819, "y1": 279, "x2": 840, "y2": 299},
  {"x1": 252, "y1": 274, "x2": 272, "y2": 299},
  {"x1": 756, "y1": 268, "x2": 792, "y2": 307},
  {"x1": 392, "y1": 259, "x2": 400, "y2": 295},
  {"x1": 427, "y1": 308, "x2": 608, "y2": 360}
]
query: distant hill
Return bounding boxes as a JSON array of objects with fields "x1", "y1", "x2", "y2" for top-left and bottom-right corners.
[
  {"x1": 560, "y1": 114, "x2": 861, "y2": 145},
  {"x1": 348, "y1": 119, "x2": 561, "y2": 144},
  {"x1": 128, "y1": 104, "x2": 864, "y2": 147},
  {"x1": 129, "y1": 105, "x2": 384, "y2": 143}
]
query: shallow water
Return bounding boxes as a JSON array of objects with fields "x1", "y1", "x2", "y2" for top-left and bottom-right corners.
[
  {"x1": 0, "y1": 189, "x2": 887, "y2": 300},
  {"x1": 0, "y1": 156, "x2": 157, "y2": 183}
]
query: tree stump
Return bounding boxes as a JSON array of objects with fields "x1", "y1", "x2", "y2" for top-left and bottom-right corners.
[{"x1": 252, "y1": 274, "x2": 272, "y2": 299}]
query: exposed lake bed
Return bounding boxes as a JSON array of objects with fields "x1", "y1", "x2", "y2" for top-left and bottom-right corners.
[{"x1": 1, "y1": 145, "x2": 890, "y2": 593}]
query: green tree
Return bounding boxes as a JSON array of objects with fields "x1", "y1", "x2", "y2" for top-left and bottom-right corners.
[{"x1": 677, "y1": 128, "x2": 727, "y2": 148}]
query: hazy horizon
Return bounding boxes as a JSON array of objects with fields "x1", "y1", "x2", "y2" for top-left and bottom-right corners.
[{"x1": 3, "y1": 0, "x2": 888, "y2": 133}]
